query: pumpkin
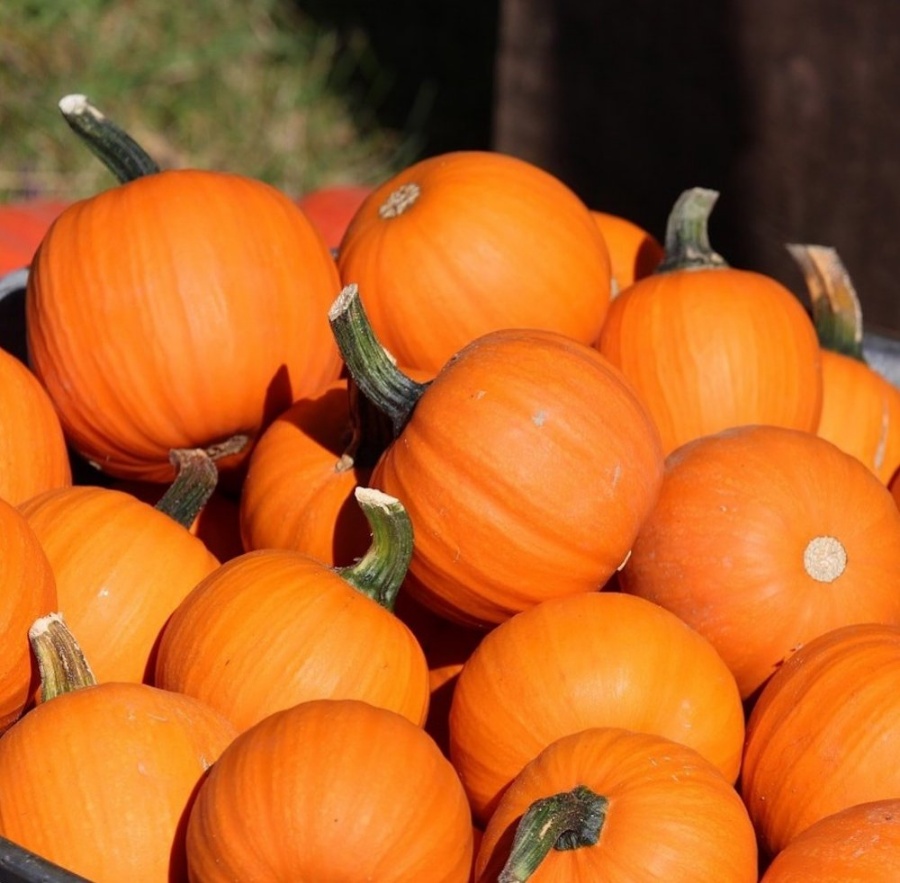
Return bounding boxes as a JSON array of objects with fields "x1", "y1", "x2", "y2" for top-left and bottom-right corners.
[
  {"x1": 26, "y1": 95, "x2": 343, "y2": 483},
  {"x1": 0, "y1": 613, "x2": 237, "y2": 883},
  {"x1": 19, "y1": 481, "x2": 221, "y2": 684},
  {"x1": 448, "y1": 591, "x2": 744, "y2": 825},
  {"x1": 590, "y1": 209, "x2": 663, "y2": 294},
  {"x1": 619, "y1": 424, "x2": 900, "y2": 699},
  {"x1": 331, "y1": 285, "x2": 664, "y2": 627},
  {"x1": 0, "y1": 197, "x2": 68, "y2": 273},
  {"x1": 475, "y1": 727, "x2": 757, "y2": 882},
  {"x1": 741, "y1": 622, "x2": 900, "y2": 858},
  {"x1": 787, "y1": 242, "x2": 900, "y2": 484},
  {"x1": 154, "y1": 488, "x2": 430, "y2": 733},
  {"x1": 596, "y1": 187, "x2": 823, "y2": 455},
  {"x1": 296, "y1": 183, "x2": 374, "y2": 251},
  {"x1": 0, "y1": 498, "x2": 57, "y2": 732},
  {"x1": 0, "y1": 346, "x2": 71, "y2": 506},
  {"x1": 185, "y1": 698, "x2": 474, "y2": 882},
  {"x1": 759, "y1": 799, "x2": 900, "y2": 882},
  {"x1": 337, "y1": 150, "x2": 612, "y2": 376}
]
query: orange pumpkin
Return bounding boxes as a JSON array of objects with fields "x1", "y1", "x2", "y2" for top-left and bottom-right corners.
[
  {"x1": 788, "y1": 243, "x2": 900, "y2": 484},
  {"x1": 331, "y1": 285, "x2": 665, "y2": 627},
  {"x1": 154, "y1": 488, "x2": 430, "y2": 732},
  {"x1": 0, "y1": 346, "x2": 71, "y2": 506},
  {"x1": 760, "y1": 799, "x2": 900, "y2": 882},
  {"x1": 475, "y1": 728, "x2": 757, "y2": 882},
  {"x1": 596, "y1": 187, "x2": 823, "y2": 455},
  {"x1": 0, "y1": 197, "x2": 68, "y2": 273},
  {"x1": 337, "y1": 150, "x2": 612, "y2": 375},
  {"x1": 619, "y1": 424, "x2": 900, "y2": 699},
  {"x1": 590, "y1": 209, "x2": 663, "y2": 294},
  {"x1": 185, "y1": 698, "x2": 474, "y2": 882},
  {"x1": 0, "y1": 613, "x2": 237, "y2": 883},
  {"x1": 26, "y1": 97, "x2": 342, "y2": 483},
  {"x1": 448, "y1": 592, "x2": 744, "y2": 824},
  {"x1": 296, "y1": 183, "x2": 374, "y2": 251},
  {"x1": 742, "y1": 623, "x2": 900, "y2": 858}
]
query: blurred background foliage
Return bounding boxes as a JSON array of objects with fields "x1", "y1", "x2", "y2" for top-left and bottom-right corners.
[{"x1": 0, "y1": 0, "x2": 497, "y2": 202}]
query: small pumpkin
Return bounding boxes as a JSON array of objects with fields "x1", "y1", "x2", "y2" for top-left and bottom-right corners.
[
  {"x1": 0, "y1": 197, "x2": 68, "y2": 274},
  {"x1": 590, "y1": 209, "x2": 663, "y2": 294},
  {"x1": 475, "y1": 727, "x2": 757, "y2": 883},
  {"x1": 337, "y1": 150, "x2": 612, "y2": 375},
  {"x1": 596, "y1": 187, "x2": 823, "y2": 454},
  {"x1": 185, "y1": 698, "x2": 474, "y2": 882},
  {"x1": 448, "y1": 591, "x2": 744, "y2": 824},
  {"x1": 296, "y1": 183, "x2": 374, "y2": 251}
]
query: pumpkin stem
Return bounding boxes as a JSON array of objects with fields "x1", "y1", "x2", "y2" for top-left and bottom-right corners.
[
  {"x1": 655, "y1": 187, "x2": 729, "y2": 273},
  {"x1": 58, "y1": 94, "x2": 160, "y2": 183},
  {"x1": 29, "y1": 613, "x2": 97, "y2": 702},
  {"x1": 341, "y1": 377, "x2": 397, "y2": 471},
  {"x1": 335, "y1": 487, "x2": 413, "y2": 611},
  {"x1": 155, "y1": 436, "x2": 249, "y2": 529},
  {"x1": 328, "y1": 284, "x2": 430, "y2": 435},
  {"x1": 786, "y1": 243, "x2": 865, "y2": 361},
  {"x1": 498, "y1": 785, "x2": 609, "y2": 883}
]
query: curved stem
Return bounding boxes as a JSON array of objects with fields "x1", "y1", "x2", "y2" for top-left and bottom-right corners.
[
  {"x1": 787, "y1": 243, "x2": 865, "y2": 361},
  {"x1": 342, "y1": 377, "x2": 397, "y2": 470},
  {"x1": 656, "y1": 187, "x2": 729, "y2": 273},
  {"x1": 58, "y1": 94, "x2": 160, "y2": 183},
  {"x1": 498, "y1": 785, "x2": 608, "y2": 883},
  {"x1": 29, "y1": 613, "x2": 97, "y2": 702},
  {"x1": 335, "y1": 487, "x2": 413, "y2": 611},
  {"x1": 328, "y1": 284, "x2": 429, "y2": 436}
]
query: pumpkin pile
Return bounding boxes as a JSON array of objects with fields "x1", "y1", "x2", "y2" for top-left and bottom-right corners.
[{"x1": 1, "y1": 93, "x2": 900, "y2": 882}]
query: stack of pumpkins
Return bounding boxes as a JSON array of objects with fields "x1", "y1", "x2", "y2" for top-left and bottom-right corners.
[{"x1": 1, "y1": 93, "x2": 900, "y2": 882}]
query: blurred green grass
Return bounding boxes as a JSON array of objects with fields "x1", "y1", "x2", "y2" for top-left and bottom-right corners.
[{"x1": 0, "y1": 0, "x2": 417, "y2": 202}]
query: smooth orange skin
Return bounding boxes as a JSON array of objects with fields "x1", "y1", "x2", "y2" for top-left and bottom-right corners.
[
  {"x1": 0, "y1": 682, "x2": 237, "y2": 883},
  {"x1": 620, "y1": 425, "x2": 900, "y2": 699},
  {"x1": 597, "y1": 265, "x2": 823, "y2": 455},
  {"x1": 338, "y1": 150, "x2": 612, "y2": 375},
  {"x1": 590, "y1": 209, "x2": 664, "y2": 293},
  {"x1": 240, "y1": 380, "x2": 374, "y2": 566},
  {"x1": 816, "y1": 349, "x2": 900, "y2": 483},
  {"x1": 475, "y1": 728, "x2": 757, "y2": 883},
  {"x1": 371, "y1": 328, "x2": 665, "y2": 627},
  {"x1": 26, "y1": 169, "x2": 343, "y2": 482},
  {"x1": 0, "y1": 499, "x2": 57, "y2": 732},
  {"x1": 449, "y1": 592, "x2": 745, "y2": 825},
  {"x1": 154, "y1": 549, "x2": 430, "y2": 734},
  {"x1": 742, "y1": 623, "x2": 900, "y2": 858},
  {"x1": 760, "y1": 799, "x2": 900, "y2": 882},
  {"x1": 0, "y1": 347, "x2": 71, "y2": 506},
  {"x1": 297, "y1": 184, "x2": 373, "y2": 250},
  {"x1": 19, "y1": 486, "x2": 220, "y2": 684},
  {"x1": 185, "y1": 699, "x2": 474, "y2": 883}
]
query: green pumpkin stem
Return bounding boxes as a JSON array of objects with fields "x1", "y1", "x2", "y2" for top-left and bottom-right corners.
[
  {"x1": 328, "y1": 284, "x2": 429, "y2": 435},
  {"x1": 497, "y1": 785, "x2": 609, "y2": 883},
  {"x1": 335, "y1": 487, "x2": 413, "y2": 611},
  {"x1": 786, "y1": 243, "x2": 865, "y2": 361},
  {"x1": 656, "y1": 187, "x2": 729, "y2": 273},
  {"x1": 58, "y1": 93, "x2": 160, "y2": 183},
  {"x1": 29, "y1": 613, "x2": 97, "y2": 702},
  {"x1": 498, "y1": 785, "x2": 609, "y2": 883},
  {"x1": 341, "y1": 377, "x2": 397, "y2": 471}
]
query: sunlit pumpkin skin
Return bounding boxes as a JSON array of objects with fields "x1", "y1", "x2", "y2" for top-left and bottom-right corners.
[
  {"x1": 296, "y1": 184, "x2": 374, "y2": 251},
  {"x1": 619, "y1": 424, "x2": 900, "y2": 699},
  {"x1": 0, "y1": 499, "x2": 57, "y2": 732},
  {"x1": 26, "y1": 169, "x2": 343, "y2": 482},
  {"x1": 0, "y1": 680, "x2": 237, "y2": 883},
  {"x1": 590, "y1": 209, "x2": 663, "y2": 294},
  {"x1": 475, "y1": 727, "x2": 758, "y2": 883},
  {"x1": 0, "y1": 346, "x2": 71, "y2": 506},
  {"x1": 449, "y1": 592, "x2": 744, "y2": 825},
  {"x1": 742, "y1": 623, "x2": 900, "y2": 858},
  {"x1": 596, "y1": 189, "x2": 822, "y2": 455},
  {"x1": 185, "y1": 699, "x2": 474, "y2": 882},
  {"x1": 337, "y1": 150, "x2": 612, "y2": 375},
  {"x1": 19, "y1": 486, "x2": 221, "y2": 684},
  {"x1": 154, "y1": 548, "x2": 430, "y2": 733},
  {"x1": 239, "y1": 380, "x2": 375, "y2": 566},
  {"x1": 0, "y1": 198, "x2": 68, "y2": 273},
  {"x1": 371, "y1": 328, "x2": 665, "y2": 627},
  {"x1": 759, "y1": 799, "x2": 900, "y2": 882}
]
